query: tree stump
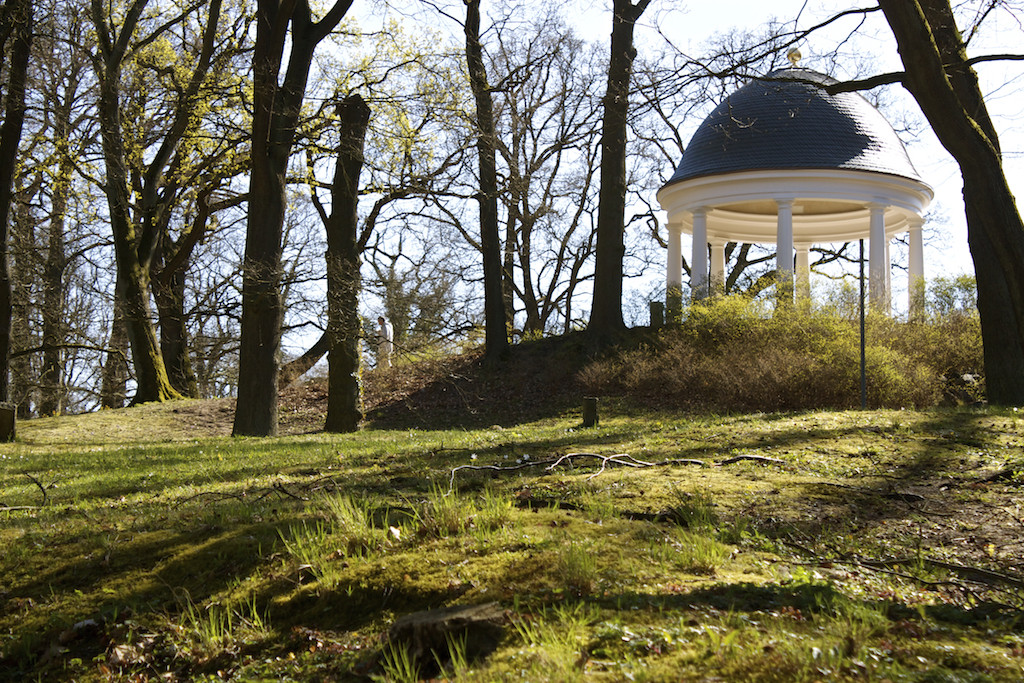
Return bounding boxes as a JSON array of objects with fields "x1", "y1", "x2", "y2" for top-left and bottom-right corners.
[
  {"x1": 0, "y1": 403, "x2": 15, "y2": 441},
  {"x1": 582, "y1": 397, "x2": 599, "y2": 428},
  {"x1": 385, "y1": 602, "x2": 506, "y2": 677}
]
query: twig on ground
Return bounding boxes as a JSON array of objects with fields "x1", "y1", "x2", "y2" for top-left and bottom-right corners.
[
  {"x1": 854, "y1": 560, "x2": 965, "y2": 591},
  {"x1": 549, "y1": 452, "x2": 652, "y2": 481},
  {"x1": 814, "y1": 481, "x2": 945, "y2": 515},
  {"x1": 860, "y1": 557, "x2": 1024, "y2": 590},
  {"x1": 179, "y1": 490, "x2": 249, "y2": 504},
  {"x1": 776, "y1": 535, "x2": 1023, "y2": 606},
  {"x1": 272, "y1": 482, "x2": 308, "y2": 502}
]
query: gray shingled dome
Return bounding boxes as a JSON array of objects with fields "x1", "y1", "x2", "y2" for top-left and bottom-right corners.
[{"x1": 665, "y1": 68, "x2": 922, "y2": 186}]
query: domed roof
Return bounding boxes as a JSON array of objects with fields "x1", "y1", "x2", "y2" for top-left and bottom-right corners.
[{"x1": 664, "y1": 68, "x2": 922, "y2": 186}]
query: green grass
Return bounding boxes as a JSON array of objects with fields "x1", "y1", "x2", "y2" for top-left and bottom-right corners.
[{"x1": 2, "y1": 401, "x2": 1024, "y2": 681}]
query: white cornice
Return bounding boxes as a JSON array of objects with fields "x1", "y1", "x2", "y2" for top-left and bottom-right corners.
[{"x1": 657, "y1": 169, "x2": 933, "y2": 243}]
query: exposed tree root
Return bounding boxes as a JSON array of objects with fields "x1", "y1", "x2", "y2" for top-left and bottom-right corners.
[{"x1": 447, "y1": 451, "x2": 709, "y2": 492}]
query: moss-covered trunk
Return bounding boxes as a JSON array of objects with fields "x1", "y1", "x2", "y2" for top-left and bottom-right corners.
[
  {"x1": 879, "y1": 0, "x2": 1024, "y2": 404},
  {"x1": 153, "y1": 264, "x2": 198, "y2": 398}
]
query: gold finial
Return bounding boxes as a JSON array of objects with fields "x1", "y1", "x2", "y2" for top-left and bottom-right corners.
[{"x1": 787, "y1": 48, "x2": 802, "y2": 66}]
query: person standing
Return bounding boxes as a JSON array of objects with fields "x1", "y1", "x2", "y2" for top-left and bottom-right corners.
[{"x1": 376, "y1": 316, "x2": 394, "y2": 367}]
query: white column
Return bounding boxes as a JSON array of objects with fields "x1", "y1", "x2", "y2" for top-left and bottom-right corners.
[
  {"x1": 885, "y1": 240, "x2": 892, "y2": 311},
  {"x1": 795, "y1": 242, "x2": 811, "y2": 301},
  {"x1": 868, "y1": 203, "x2": 888, "y2": 313},
  {"x1": 666, "y1": 222, "x2": 684, "y2": 322},
  {"x1": 667, "y1": 222, "x2": 683, "y2": 293},
  {"x1": 710, "y1": 238, "x2": 727, "y2": 294},
  {"x1": 776, "y1": 198, "x2": 795, "y2": 304},
  {"x1": 908, "y1": 216, "x2": 925, "y2": 320},
  {"x1": 691, "y1": 207, "x2": 708, "y2": 300}
]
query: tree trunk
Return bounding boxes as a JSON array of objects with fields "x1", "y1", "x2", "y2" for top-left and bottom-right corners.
[
  {"x1": 0, "y1": 0, "x2": 33, "y2": 402},
  {"x1": 588, "y1": 0, "x2": 650, "y2": 336},
  {"x1": 324, "y1": 94, "x2": 370, "y2": 433},
  {"x1": 153, "y1": 263, "x2": 198, "y2": 397},
  {"x1": 234, "y1": 160, "x2": 286, "y2": 435},
  {"x1": 39, "y1": 123, "x2": 72, "y2": 416},
  {"x1": 233, "y1": 0, "x2": 354, "y2": 436},
  {"x1": 100, "y1": 293, "x2": 129, "y2": 409},
  {"x1": 10, "y1": 179, "x2": 35, "y2": 417},
  {"x1": 465, "y1": 0, "x2": 509, "y2": 361},
  {"x1": 878, "y1": 0, "x2": 1024, "y2": 404},
  {"x1": 118, "y1": 265, "x2": 179, "y2": 406},
  {"x1": 278, "y1": 330, "x2": 329, "y2": 389},
  {"x1": 503, "y1": 214, "x2": 516, "y2": 334}
]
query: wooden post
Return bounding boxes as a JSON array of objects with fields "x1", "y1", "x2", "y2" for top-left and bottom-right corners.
[
  {"x1": 649, "y1": 301, "x2": 664, "y2": 329},
  {"x1": 582, "y1": 397, "x2": 599, "y2": 428},
  {"x1": 0, "y1": 402, "x2": 15, "y2": 441}
]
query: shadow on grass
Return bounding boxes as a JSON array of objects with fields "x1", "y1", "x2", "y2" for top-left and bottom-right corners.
[{"x1": 599, "y1": 581, "x2": 1018, "y2": 629}]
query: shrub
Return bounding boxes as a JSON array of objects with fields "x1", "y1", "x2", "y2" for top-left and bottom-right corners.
[{"x1": 578, "y1": 295, "x2": 982, "y2": 411}]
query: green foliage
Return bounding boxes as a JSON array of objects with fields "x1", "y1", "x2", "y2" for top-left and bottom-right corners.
[
  {"x1": 319, "y1": 493, "x2": 387, "y2": 558},
  {"x1": 557, "y1": 539, "x2": 600, "y2": 596},
  {"x1": 510, "y1": 602, "x2": 596, "y2": 681},
  {"x1": 415, "y1": 484, "x2": 473, "y2": 538},
  {"x1": 666, "y1": 486, "x2": 718, "y2": 530},
  {"x1": 376, "y1": 642, "x2": 420, "y2": 683},
  {"x1": 929, "y1": 274, "x2": 978, "y2": 318},
  {"x1": 174, "y1": 591, "x2": 271, "y2": 661}
]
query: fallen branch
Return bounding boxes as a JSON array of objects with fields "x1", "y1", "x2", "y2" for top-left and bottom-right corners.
[
  {"x1": 852, "y1": 559, "x2": 966, "y2": 591},
  {"x1": 272, "y1": 482, "x2": 308, "y2": 502},
  {"x1": 814, "y1": 481, "x2": 939, "y2": 512},
  {"x1": 549, "y1": 452, "x2": 655, "y2": 480},
  {"x1": 663, "y1": 458, "x2": 711, "y2": 468},
  {"x1": 0, "y1": 505, "x2": 39, "y2": 512},
  {"x1": 716, "y1": 454, "x2": 787, "y2": 467},
  {"x1": 976, "y1": 468, "x2": 1023, "y2": 485}
]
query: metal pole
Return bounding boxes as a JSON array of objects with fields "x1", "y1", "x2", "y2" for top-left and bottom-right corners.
[{"x1": 860, "y1": 238, "x2": 867, "y2": 409}]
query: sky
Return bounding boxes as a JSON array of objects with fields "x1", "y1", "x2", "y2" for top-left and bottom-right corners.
[{"x1": 346, "y1": 0, "x2": 1024, "y2": 329}]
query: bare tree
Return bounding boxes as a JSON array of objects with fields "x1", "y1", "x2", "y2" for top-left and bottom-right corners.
[{"x1": 490, "y1": 12, "x2": 603, "y2": 335}]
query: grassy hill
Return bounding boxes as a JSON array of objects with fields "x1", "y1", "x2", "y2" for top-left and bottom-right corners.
[{"x1": 2, "y1": 327, "x2": 1022, "y2": 681}]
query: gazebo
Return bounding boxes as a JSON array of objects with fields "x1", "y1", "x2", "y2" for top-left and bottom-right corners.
[{"x1": 656, "y1": 65, "x2": 933, "y2": 315}]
